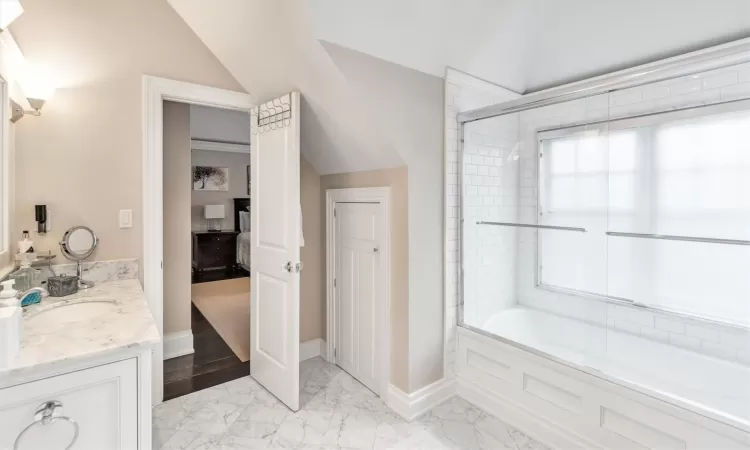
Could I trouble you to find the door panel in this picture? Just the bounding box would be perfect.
[358,250,376,382]
[256,273,288,366]
[338,245,356,371]
[335,202,381,394]
[251,93,301,411]
[257,129,290,250]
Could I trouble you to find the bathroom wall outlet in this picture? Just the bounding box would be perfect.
[119,210,133,229]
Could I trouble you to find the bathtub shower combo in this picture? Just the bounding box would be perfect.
[454,43,750,449]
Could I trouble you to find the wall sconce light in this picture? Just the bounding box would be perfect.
[11,97,46,122]
[0,0,23,32]
[35,205,48,234]
[11,73,56,123]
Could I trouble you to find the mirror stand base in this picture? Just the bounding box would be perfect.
[76,260,95,289]
[78,279,95,290]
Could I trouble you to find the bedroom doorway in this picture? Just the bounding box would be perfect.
[162,101,253,400]
[144,78,306,409]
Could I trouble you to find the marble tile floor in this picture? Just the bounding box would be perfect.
[153,357,550,450]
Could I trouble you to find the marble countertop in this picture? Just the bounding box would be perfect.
[0,279,159,382]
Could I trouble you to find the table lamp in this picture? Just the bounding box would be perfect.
[204,205,225,232]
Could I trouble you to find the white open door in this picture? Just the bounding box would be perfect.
[250,92,301,411]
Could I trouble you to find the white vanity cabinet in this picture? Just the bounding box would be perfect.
[0,358,142,450]
[0,279,159,450]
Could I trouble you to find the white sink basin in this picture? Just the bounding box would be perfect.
[27,300,117,331]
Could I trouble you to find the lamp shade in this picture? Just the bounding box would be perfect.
[204,204,225,220]
[0,0,23,30]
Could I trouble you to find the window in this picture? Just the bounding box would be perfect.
[538,101,750,326]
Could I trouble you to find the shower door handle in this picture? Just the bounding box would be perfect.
[476,221,587,233]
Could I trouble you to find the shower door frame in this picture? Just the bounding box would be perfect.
[454,37,750,339]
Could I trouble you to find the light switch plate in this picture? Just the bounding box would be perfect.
[119,209,133,228]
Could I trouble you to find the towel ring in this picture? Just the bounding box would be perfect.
[14,401,79,450]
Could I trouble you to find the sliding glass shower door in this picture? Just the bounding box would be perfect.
[460,96,612,366]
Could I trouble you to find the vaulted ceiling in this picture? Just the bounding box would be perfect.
[167,0,406,175]
[309,0,750,93]
[168,0,750,174]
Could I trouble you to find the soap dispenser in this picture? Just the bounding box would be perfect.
[0,279,22,369]
[0,278,19,307]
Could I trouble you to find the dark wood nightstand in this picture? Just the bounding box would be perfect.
[192,230,239,273]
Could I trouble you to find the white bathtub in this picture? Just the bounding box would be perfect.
[457,308,750,449]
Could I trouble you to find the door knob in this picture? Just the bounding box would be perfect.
[283,261,293,273]
[295,262,304,273]
[373,247,379,253]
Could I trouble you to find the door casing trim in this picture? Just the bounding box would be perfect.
[325,187,391,398]
[142,75,255,405]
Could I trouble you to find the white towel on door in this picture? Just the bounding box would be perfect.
[299,204,305,247]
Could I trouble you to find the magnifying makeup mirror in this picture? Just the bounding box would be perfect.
[59,226,98,289]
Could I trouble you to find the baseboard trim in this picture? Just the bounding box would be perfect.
[387,376,457,421]
[163,331,194,360]
[457,377,594,450]
[300,338,326,362]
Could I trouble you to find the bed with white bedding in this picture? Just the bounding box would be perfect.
[236,231,251,271]
[233,198,251,271]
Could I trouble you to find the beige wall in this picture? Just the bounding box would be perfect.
[322,43,444,392]
[163,102,192,335]
[320,167,410,391]
[300,156,323,342]
[10,0,243,273]
[191,150,250,231]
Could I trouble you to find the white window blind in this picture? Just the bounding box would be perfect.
[539,101,750,326]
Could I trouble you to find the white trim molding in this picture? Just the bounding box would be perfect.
[387,377,457,422]
[456,327,750,449]
[191,138,250,154]
[300,338,327,362]
[325,187,391,399]
[163,331,194,360]
[142,75,254,405]
[0,31,28,260]
[457,376,591,450]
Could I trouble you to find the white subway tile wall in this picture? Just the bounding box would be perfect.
[445,63,750,370]
[462,112,521,328]
[443,69,520,378]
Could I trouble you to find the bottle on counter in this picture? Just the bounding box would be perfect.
[9,258,44,292]
[17,230,34,254]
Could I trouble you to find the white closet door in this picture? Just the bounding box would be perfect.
[335,202,382,393]
[250,92,301,411]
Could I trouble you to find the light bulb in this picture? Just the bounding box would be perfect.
[20,69,56,105]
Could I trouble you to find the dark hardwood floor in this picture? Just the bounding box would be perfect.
[163,303,249,401]
[192,267,250,284]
